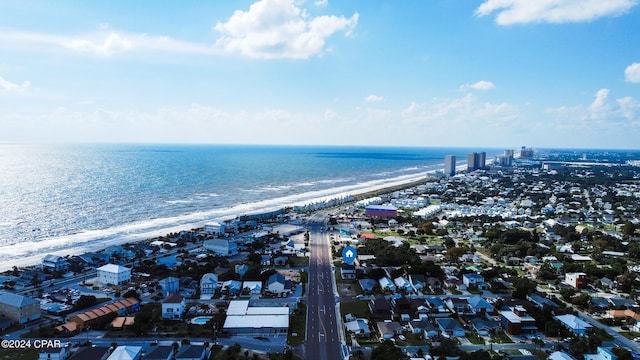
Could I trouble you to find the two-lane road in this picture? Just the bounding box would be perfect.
[305,213,342,360]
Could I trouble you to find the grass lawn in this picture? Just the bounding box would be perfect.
[340,300,371,319]
[0,348,38,360]
[491,330,514,344]
[287,303,306,346]
[620,331,640,340]
[466,333,485,345]
[289,256,309,268]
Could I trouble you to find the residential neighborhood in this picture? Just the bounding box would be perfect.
[2,149,640,360]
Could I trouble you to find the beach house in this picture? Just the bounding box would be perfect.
[0,292,41,324]
[161,293,185,320]
[97,264,131,286]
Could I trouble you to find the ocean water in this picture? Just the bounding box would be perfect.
[0,143,495,269]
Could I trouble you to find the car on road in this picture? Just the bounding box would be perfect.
[398,335,406,341]
[621,326,630,330]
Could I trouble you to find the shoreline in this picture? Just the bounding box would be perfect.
[0,167,445,273]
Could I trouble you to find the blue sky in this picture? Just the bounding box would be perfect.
[1,0,639,149]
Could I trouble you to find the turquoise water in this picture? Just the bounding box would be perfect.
[191,316,213,325]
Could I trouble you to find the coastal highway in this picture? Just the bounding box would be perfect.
[305,212,343,360]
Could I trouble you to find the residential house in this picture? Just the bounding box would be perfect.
[162,293,185,320]
[340,263,356,280]
[554,314,592,336]
[435,318,466,338]
[467,295,494,315]
[409,274,427,292]
[0,292,41,323]
[378,277,396,292]
[409,319,439,338]
[358,279,377,293]
[260,255,271,266]
[204,239,238,256]
[583,347,617,360]
[266,273,289,295]
[68,346,110,360]
[106,346,142,360]
[527,294,559,309]
[445,297,473,315]
[462,273,490,290]
[426,297,449,314]
[97,264,131,286]
[159,277,179,296]
[199,273,218,297]
[41,254,69,272]
[376,321,403,339]
[242,281,262,295]
[221,280,242,296]
[235,264,249,278]
[345,318,371,338]
[470,318,501,336]
[394,277,413,293]
[174,345,208,360]
[38,347,69,360]
[369,296,392,319]
[144,346,174,360]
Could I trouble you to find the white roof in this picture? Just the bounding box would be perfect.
[227,300,289,316]
[223,314,289,329]
[97,264,130,274]
[107,346,142,360]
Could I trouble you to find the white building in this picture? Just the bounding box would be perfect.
[162,293,185,320]
[203,239,238,256]
[223,300,289,336]
[200,273,218,297]
[204,222,226,236]
[97,264,131,286]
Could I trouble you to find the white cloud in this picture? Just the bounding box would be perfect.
[0,76,30,92]
[475,0,638,25]
[547,88,640,123]
[315,0,328,7]
[364,94,384,102]
[213,0,358,59]
[625,62,640,83]
[0,30,218,58]
[460,80,495,92]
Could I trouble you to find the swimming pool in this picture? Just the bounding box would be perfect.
[190,316,213,325]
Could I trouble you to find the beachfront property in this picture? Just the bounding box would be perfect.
[97,263,131,286]
[0,292,41,324]
[467,152,486,171]
[203,238,238,256]
[161,293,185,320]
[41,254,69,272]
[204,222,226,236]
[222,300,289,336]
[444,155,456,176]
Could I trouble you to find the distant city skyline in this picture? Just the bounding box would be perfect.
[1,1,639,149]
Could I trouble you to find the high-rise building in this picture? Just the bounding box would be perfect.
[520,146,534,158]
[499,149,514,166]
[467,152,486,171]
[444,155,456,176]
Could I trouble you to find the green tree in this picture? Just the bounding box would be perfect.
[371,340,408,360]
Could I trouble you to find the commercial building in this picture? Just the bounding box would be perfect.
[365,205,398,219]
[222,300,289,336]
[565,272,588,289]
